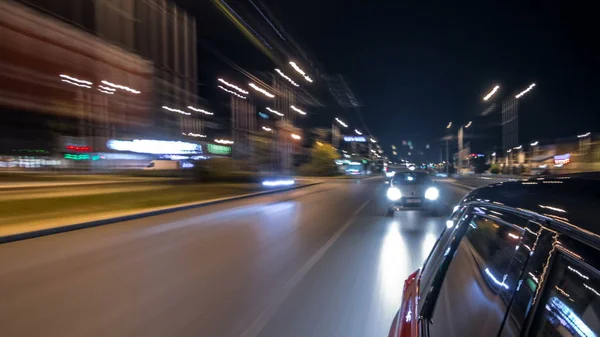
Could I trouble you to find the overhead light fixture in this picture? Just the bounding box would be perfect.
[218,85,247,99]
[335,118,348,127]
[483,85,500,101]
[446,122,452,129]
[265,107,284,116]
[577,132,591,138]
[59,74,92,86]
[530,141,539,146]
[183,132,206,138]
[290,105,306,115]
[217,78,248,94]
[515,83,536,99]
[187,106,214,115]
[275,69,299,87]
[249,82,275,98]
[162,106,190,115]
[355,129,362,135]
[289,61,313,82]
[465,121,472,128]
[214,139,234,144]
[101,80,140,94]
[98,85,115,92]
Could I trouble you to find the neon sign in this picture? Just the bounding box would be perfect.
[66,145,92,152]
[344,136,367,142]
[207,143,231,155]
[554,153,570,165]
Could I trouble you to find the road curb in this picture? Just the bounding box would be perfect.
[0,181,323,245]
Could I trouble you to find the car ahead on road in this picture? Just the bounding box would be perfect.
[388,173,600,337]
[386,170,442,216]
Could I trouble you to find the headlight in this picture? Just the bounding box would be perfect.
[425,187,439,200]
[385,171,395,178]
[387,187,402,201]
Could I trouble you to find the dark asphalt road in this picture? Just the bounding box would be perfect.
[0,178,472,337]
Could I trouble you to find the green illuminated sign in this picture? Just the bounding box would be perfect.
[64,154,90,160]
[207,143,231,155]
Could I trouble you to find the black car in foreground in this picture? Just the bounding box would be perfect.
[389,173,600,337]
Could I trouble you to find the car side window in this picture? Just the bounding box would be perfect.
[427,212,528,337]
[528,254,600,336]
[419,205,468,298]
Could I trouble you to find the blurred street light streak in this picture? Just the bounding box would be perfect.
[275,69,299,86]
[101,80,140,94]
[465,121,472,128]
[218,85,247,99]
[98,85,116,91]
[483,85,500,101]
[262,126,272,132]
[335,118,348,127]
[370,138,377,143]
[214,0,273,50]
[355,129,362,135]
[446,122,452,129]
[265,107,283,116]
[291,134,301,140]
[578,132,591,138]
[183,132,206,138]
[162,106,191,115]
[61,79,91,88]
[514,145,522,150]
[187,106,214,115]
[215,139,234,144]
[515,83,536,98]
[217,78,249,94]
[98,89,114,95]
[290,105,306,115]
[248,0,286,40]
[249,82,275,98]
[530,141,539,146]
[289,61,313,82]
[59,74,92,85]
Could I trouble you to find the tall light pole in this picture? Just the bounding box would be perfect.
[502,82,536,153]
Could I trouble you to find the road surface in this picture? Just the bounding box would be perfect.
[0,177,472,337]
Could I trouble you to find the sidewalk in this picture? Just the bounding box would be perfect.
[0,179,321,240]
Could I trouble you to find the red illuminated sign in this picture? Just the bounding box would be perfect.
[66,145,92,152]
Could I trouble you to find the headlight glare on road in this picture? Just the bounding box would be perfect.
[262,179,295,187]
[425,187,439,200]
[387,187,402,201]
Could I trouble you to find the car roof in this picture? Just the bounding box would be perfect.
[462,172,600,237]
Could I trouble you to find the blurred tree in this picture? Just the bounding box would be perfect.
[298,142,340,176]
[250,135,275,171]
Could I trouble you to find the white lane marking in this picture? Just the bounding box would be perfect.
[238,199,371,337]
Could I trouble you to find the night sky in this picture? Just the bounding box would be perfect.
[263,0,598,158]
[183,1,597,160]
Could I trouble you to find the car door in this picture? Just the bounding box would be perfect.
[421,205,532,337]
[501,224,600,337]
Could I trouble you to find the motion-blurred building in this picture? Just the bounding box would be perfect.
[1,0,207,168]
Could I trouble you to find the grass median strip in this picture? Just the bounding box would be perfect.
[0,183,261,228]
